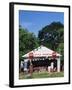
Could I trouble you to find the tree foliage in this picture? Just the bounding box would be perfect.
[38,22,64,50]
[19,26,39,61]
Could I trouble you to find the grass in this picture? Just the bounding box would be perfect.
[19,71,64,79]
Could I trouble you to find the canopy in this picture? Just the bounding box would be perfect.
[22,45,61,58]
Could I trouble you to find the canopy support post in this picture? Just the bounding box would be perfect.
[51,62,54,72]
[57,58,60,72]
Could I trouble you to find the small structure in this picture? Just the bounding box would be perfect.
[22,45,61,73]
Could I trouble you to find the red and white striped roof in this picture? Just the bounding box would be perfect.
[22,45,61,58]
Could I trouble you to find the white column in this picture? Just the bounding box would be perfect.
[48,66,51,73]
[51,62,54,70]
[57,58,60,72]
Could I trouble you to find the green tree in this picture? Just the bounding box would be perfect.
[19,26,39,62]
[38,22,64,51]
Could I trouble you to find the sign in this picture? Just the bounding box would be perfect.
[29,52,34,59]
[52,51,56,59]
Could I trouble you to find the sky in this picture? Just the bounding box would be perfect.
[19,10,64,37]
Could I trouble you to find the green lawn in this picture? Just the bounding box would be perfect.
[19,71,64,79]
